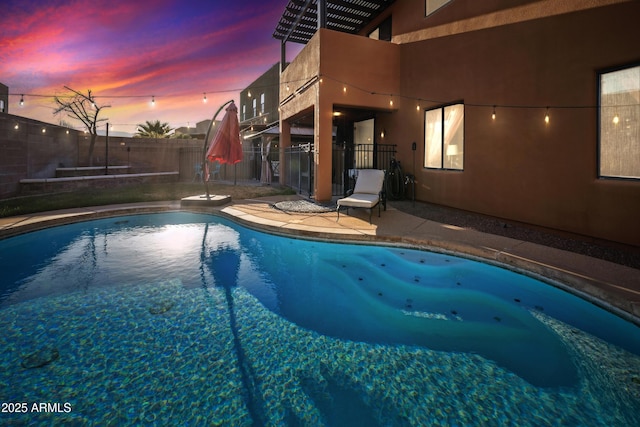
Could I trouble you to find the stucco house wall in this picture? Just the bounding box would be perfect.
[279,0,640,246]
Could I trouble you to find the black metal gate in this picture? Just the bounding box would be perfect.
[338,143,396,196]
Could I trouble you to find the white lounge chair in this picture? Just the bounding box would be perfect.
[337,169,386,223]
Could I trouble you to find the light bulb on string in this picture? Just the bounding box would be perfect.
[19,95,24,106]
[151,96,155,106]
[203,93,207,103]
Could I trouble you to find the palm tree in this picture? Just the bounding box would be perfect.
[135,120,173,138]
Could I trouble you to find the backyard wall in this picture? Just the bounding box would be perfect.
[0,113,203,199]
[0,114,79,198]
[78,135,202,176]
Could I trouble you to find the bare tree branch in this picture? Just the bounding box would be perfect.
[54,87,111,166]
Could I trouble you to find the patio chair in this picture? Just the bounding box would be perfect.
[337,169,386,223]
[193,163,203,182]
[210,162,221,180]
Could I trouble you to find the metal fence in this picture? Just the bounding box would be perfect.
[179,143,396,196]
[283,143,313,196]
[179,146,265,184]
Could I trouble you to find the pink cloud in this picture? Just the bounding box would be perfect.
[2,0,294,134]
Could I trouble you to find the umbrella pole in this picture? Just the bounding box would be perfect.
[202,99,234,199]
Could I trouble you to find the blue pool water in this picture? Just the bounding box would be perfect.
[1,212,639,425]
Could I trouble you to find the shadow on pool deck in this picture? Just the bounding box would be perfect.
[0,195,638,322]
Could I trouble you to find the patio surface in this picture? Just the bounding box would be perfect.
[0,194,638,323]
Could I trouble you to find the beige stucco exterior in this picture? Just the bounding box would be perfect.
[279,0,640,246]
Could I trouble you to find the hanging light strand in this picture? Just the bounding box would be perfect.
[8,72,636,126]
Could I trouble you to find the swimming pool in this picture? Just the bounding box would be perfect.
[1,211,639,425]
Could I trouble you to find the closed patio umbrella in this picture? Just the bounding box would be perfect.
[206,101,243,167]
[200,100,241,199]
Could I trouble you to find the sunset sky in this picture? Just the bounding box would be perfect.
[1,0,300,135]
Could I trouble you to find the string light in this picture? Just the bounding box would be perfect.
[11,74,631,132]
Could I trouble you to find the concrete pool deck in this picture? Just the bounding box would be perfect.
[1,195,638,324]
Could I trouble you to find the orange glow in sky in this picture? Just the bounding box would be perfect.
[1,0,300,135]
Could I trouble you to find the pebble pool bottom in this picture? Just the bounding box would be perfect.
[0,212,639,426]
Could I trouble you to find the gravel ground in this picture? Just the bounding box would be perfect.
[391,199,640,270]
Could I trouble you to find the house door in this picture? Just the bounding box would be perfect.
[353,119,375,169]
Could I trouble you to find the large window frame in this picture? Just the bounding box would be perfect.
[598,63,640,180]
[424,103,464,171]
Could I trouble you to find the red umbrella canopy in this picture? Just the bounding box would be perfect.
[206,101,243,164]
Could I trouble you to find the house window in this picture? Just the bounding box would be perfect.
[424,103,464,170]
[242,104,246,121]
[252,98,257,117]
[260,93,265,114]
[426,0,450,16]
[599,64,640,179]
